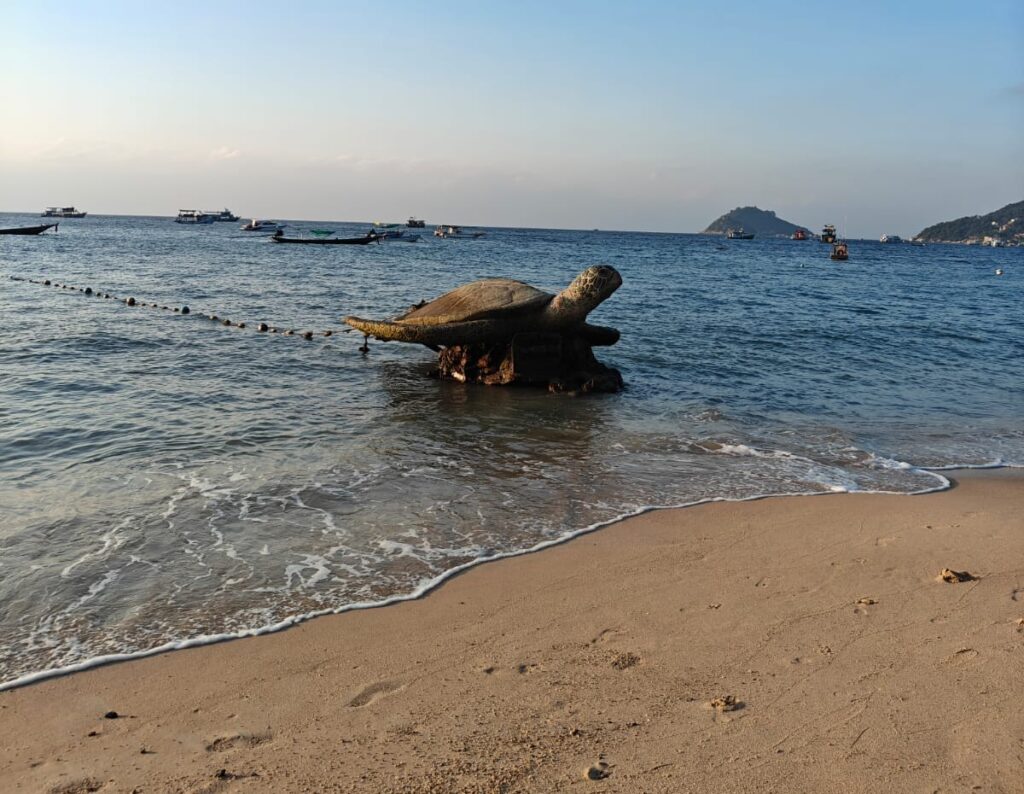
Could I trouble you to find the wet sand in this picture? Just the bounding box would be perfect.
[2,470,1022,793]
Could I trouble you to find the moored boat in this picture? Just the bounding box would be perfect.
[42,207,86,218]
[820,224,837,244]
[791,228,809,240]
[271,231,379,245]
[434,224,486,239]
[241,219,285,232]
[726,228,754,240]
[175,210,216,224]
[879,234,903,244]
[406,217,426,228]
[206,208,240,222]
[0,223,59,235]
[830,241,849,261]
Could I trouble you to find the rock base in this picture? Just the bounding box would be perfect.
[431,332,623,394]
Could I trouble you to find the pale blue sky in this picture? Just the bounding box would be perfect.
[1,0,1021,235]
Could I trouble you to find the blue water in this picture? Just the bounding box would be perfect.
[1,213,1021,688]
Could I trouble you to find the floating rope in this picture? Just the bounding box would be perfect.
[9,275,341,342]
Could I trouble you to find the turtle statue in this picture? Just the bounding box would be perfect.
[345,265,624,393]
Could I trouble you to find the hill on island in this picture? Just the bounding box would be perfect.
[703,206,806,237]
[915,200,1024,245]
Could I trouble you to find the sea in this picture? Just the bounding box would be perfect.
[1,213,1021,689]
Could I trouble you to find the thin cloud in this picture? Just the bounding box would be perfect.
[210,146,241,160]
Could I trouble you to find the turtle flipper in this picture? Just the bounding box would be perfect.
[580,323,620,346]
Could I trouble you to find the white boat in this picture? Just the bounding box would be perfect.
[434,224,486,239]
[175,210,215,224]
[42,206,87,218]
[240,219,285,232]
[879,234,903,244]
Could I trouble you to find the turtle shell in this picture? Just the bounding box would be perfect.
[396,278,553,326]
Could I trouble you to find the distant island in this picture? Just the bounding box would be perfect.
[915,200,1023,245]
[703,206,806,237]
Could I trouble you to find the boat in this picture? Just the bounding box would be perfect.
[271,231,379,245]
[0,223,58,235]
[42,206,86,218]
[820,224,837,244]
[726,228,754,240]
[407,217,426,228]
[175,210,215,224]
[879,234,903,244]
[791,229,809,240]
[377,231,420,243]
[434,224,486,239]
[830,241,849,261]
[205,208,240,222]
[240,219,285,232]
[372,226,411,238]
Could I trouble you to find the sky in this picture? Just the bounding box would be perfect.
[1,0,1021,236]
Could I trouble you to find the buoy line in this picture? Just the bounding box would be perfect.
[9,275,339,342]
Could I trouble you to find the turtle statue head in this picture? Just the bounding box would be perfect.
[551,265,622,323]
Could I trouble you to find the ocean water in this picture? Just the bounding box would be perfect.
[1,213,1021,689]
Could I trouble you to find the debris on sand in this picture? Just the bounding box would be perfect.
[938,568,976,583]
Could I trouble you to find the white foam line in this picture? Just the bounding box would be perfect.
[2,461,1018,693]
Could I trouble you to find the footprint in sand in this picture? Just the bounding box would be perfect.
[205,732,272,752]
[944,648,980,666]
[347,680,404,707]
[1011,588,1022,602]
[591,628,622,645]
[49,780,104,794]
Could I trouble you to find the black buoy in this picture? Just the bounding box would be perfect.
[181,306,190,315]
[44,280,51,286]
[284,329,294,336]
[258,322,269,332]
[85,287,93,294]
[324,330,333,337]
[237,322,246,329]
[303,331,313,340]
[126,297,136,306]
[209,314,218,322]
[222,319,232,326]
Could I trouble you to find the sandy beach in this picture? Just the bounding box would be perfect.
[2,469,1022,793]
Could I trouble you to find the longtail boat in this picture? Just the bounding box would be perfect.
[0,223,58,235]
[271,231,379,246]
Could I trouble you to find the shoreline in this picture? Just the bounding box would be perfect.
[0,465,967,695]
[2,469,1022,792]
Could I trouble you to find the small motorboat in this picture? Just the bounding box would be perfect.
[820,224,837,244]
[0,223,58,235]
[271,231,379,245]
[406,217,426,228]
[830,241,849,261]
[726,228,754,240]
[791,229,809,240]
[879,234,903,244]
[241,219,285,232]
[434,224,485,239]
